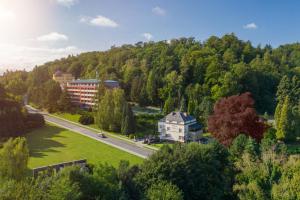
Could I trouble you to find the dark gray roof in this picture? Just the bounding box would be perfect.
[162,112,195,123]
[189,123,202,131]
[69,79,119,88]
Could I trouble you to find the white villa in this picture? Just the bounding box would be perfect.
[158,111,203,142]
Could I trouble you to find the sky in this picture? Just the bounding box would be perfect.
[1,0,300,73]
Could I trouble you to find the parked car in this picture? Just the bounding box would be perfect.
[143,136,160,144]
[98,133,106,138]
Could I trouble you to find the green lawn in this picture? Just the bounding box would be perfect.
[26,123,143,169]
[53,110,164,141]
[52,112,81,123]
[52,113,132,141]
[132,105,161,115]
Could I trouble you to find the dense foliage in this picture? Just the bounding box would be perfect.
[0,84,45,138]
[2,34,299,125]
[78,113,94,125]
[24,113,45,130]
[208,92,267,146]
[135,142,233,200]
[274,75,300,141]
[28,80,63,112]
[0,137,29,181]
[96,88,135,134]
[0,98,25,137]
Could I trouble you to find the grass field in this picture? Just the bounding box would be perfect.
[52,112,81,123]
[132,105,161,115]
[26,123,143,169]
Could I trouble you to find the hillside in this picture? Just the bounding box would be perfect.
[1,34,300,123]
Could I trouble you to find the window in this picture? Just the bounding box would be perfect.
[165,134,171,137]
[167,127,170,131]
[179,136,184,140]
[179,128,182,133]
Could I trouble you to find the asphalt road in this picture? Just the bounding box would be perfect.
[26,106,155,159]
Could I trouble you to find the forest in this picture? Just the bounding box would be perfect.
[1,34,300,126]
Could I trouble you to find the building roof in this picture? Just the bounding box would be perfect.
[54,70,63,76]
[160,111,196,123]
[69,79,100,84]
[68,79,119,87]
[189,123,202,131]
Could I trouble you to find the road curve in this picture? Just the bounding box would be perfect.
[26,106,155,159]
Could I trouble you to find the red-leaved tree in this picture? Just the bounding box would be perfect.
[208,92,267,146]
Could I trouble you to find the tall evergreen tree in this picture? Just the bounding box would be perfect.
[276,96,293,141]
[121,103,135,135]
[58,90,72,112]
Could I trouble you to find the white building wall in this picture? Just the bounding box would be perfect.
[159,121,203,142]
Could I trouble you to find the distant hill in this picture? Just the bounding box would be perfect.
[2,34,300,122]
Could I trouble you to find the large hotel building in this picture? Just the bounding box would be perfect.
[66,79,119,107]
[53,71,119,108]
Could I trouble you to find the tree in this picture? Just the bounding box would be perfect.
[117,160,140,200]
[146,70,158,104]
[163,96,175,114]
[45,168,81,200]
[208,92,267,146]
[79,114,94,125]
[276,75,291,103]
[96,89,114,130]
[58,90,73,112]
[275,75,300,142]
[229,134,249,162]
[146,180,183,200]
[272,157,300,200]
[69,163,128,200]
[96,88,136,133]
[112,89,126,131]
[276,96,294,141]
[0,84,7,99]
[233,148,284,200]
[5,79,27,96]
[24,113,45,130]
[121,103,136,135]
[0,99,25,138]
[43,80,62,112]
[0,138,29,181]
[135,142,233,200]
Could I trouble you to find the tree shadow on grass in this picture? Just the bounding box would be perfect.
[26,124,67,158]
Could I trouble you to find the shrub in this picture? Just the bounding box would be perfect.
[79,114,94,125]
[129,134,135,139]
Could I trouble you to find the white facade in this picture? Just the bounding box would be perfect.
[158,112,203,142]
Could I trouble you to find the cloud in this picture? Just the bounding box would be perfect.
[243,23,258,30]
[80,15,119,28]
[152,6,166,16]
[37,32,69,42]
[142,33,153,41]
[56,0,78,7]
[0,43,81,71]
